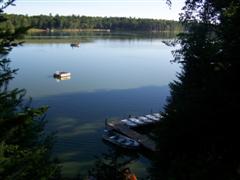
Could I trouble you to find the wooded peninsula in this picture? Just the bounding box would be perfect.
[2,14,183,32]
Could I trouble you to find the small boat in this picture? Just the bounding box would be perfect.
[121,119,138,127]
[102,129,140,149]
[153,113,162,118]
[53,71,71,78]
[138,116,154,124]
[128,118,145,125]
[70,43,80,47]
[145,114,160,121]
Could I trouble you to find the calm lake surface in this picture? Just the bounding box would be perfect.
[9,32,180,178]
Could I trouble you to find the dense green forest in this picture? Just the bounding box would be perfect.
[2,14,183,32]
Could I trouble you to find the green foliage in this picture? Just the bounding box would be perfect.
[88,149,139,180]
[0,1,60,179]
[3,14,184,32]
[152,0,240,179]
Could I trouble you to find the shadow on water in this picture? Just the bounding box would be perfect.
[34,85,169,123]
[32,85,169,178]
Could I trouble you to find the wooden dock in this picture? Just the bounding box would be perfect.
[106,120,157,152]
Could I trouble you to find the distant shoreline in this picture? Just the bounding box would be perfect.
[28,28,182,33]
[28,28,111,33]
[6,14,184,32]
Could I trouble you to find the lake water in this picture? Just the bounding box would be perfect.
[9,32,179,178]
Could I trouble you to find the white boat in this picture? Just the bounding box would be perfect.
[128,118,145,125]
[53,71,71,78]
[102,129,140,149]
[121,119,138,127]
[145,114,160,121]
[138,116,154,123]
[153,113,162,118]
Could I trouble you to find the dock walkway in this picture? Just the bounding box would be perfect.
[107,121,157,152]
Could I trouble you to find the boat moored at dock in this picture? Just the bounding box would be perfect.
[153,113,162,118]
[128,118,145,125]
[102,129,140,149]
[138,116,154,124]
[103,112,162,151]
[145,114,160,121]
[120,113,161,128]
[121,119,138,127]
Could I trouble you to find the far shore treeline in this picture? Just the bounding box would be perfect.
[2,14,183,32]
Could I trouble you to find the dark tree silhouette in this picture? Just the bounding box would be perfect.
[88,147,139,180]
[151,0,240,179]
[0,1,60,179]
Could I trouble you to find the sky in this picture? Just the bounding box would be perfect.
[5,0,185,20]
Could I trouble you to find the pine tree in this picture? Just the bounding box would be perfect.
[152,0,240,179]
[0,1,60,179]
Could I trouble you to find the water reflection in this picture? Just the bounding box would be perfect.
[54,76,71,82]
[25,31,178,43]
